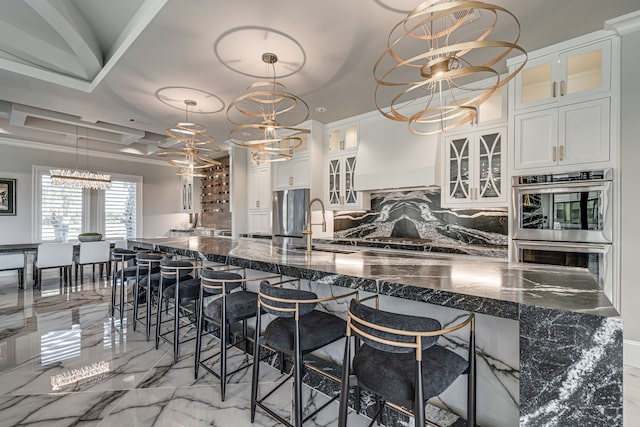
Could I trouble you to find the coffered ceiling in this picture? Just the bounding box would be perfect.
[0,0,638,161]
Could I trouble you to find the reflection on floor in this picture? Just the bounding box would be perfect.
[0,270,370,427]
[0,269,638,426]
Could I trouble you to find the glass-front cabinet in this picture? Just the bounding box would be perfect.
[443,126,507,207]
[514,39,611,111]
[327,124,358,153]
[327,154,360,208]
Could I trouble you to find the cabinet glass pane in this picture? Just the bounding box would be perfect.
[478,132,502,199]
[328,129,341,152]
[344,125,358,150]
[520,62,553,105]
[566,49,602,95]
[449,89,503,123]
[329,159,340,204]
[345,156,357,204]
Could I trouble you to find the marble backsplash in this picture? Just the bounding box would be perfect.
[334,187,508,247]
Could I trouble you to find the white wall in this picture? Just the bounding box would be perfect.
[620,29,640,366]
[0,141,191,243]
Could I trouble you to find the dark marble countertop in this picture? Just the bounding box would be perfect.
[128,236,618,319]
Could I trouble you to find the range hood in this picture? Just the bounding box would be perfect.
[354,113,440,191]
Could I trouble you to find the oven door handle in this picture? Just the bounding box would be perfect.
[513,240,611,254]
[512,181,611,193]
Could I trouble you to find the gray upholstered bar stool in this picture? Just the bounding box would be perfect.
[194,269,282,401]
[132,252,165,340]
[251,281,358,427]
[110,248,137,324]
[155,259,202,361]
[338,299,476,427]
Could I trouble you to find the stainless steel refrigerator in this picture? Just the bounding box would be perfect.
[272,188,309,247]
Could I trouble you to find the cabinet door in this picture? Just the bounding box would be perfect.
[476,129,505,202]
[327,157,341,206]
[248,211,270,233]
[446,135,472,202]
[343,155,358,205]
[560,40,610,103]
[248,167,270,209]
[273,156,310,189]
[560,97,610,166]
[514,55,558,110]
[327,124,358,153]
[514,109,559,170]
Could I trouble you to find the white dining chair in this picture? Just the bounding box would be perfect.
[34,242,74,289]
[74,241,111,284]
[0,253,25,288]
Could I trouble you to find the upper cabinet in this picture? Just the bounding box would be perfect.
[508,32,618,174]
[327,124,358,153]
[514,97,610,170]
[514,39,611,111]
[247,163,270,210]
[443,126,507,207]
[324,121,370,210]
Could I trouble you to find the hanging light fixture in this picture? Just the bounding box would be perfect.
[374,0,527,135]
[227,52,310,164]
[159,99,221,177]
[50,126,111,190]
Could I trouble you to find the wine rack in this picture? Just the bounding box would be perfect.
[200,155,231,230]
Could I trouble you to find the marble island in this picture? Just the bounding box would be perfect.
[129,236,623,426]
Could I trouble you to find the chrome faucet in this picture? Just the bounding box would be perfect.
[302,198,326,252]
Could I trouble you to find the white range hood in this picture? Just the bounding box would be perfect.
[354,113,441,192]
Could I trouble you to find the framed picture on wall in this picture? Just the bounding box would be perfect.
[0,178,16,216]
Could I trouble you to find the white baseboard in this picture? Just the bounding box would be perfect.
[624,339,640,367]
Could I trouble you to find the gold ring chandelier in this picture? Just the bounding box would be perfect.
[159,99,220,177]
[374,0,527,135]
[227,52,310,164]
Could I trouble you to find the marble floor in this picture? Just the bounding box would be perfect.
[0,269,637,427]
[0,270,373,427]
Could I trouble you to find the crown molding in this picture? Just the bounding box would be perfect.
[605,10,640,35]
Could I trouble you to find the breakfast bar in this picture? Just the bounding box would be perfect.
[128,236,623,427]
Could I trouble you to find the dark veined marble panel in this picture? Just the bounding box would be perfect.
[519,305,623,426]
[334,187,508,247]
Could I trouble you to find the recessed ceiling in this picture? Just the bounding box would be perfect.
[0,0,638,161]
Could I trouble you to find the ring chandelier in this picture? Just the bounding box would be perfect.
[374,0,527,135]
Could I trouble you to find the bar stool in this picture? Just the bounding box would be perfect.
[155,260,202,361]
[132,253,165,340]
[338,299,476,427]
[194,269,283,401]
[110,248,137,324]
[250,280,358,427]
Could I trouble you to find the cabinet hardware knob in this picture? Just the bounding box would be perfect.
[559,145,564,161]
[560,80,566,96]
[553,81,557,98]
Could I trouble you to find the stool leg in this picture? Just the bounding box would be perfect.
[250,310,262,423]
[220,295,227,400]
[156,279,163,350]
[120,267,126,325]
[111,260,117,316]
[338,336,351,427]
[194,288,204,379]
[133,270,140,332]
[173,277,180,362]
[294,318,303,427]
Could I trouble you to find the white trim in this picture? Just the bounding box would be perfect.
[624,339,640,368]
[0,136,171,166]
[605,10,640,35]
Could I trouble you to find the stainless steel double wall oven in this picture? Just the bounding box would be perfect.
[511,169,614,299]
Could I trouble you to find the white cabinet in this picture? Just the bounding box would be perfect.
[246,162,271,234]
[443,126,507,207]
[514,97,610,170]
[180,176,194,212]
[247,166,270,210]
[327,124,358,153]
[326,153,370,210]
[514,39,611,111]
[273,156,311,190]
